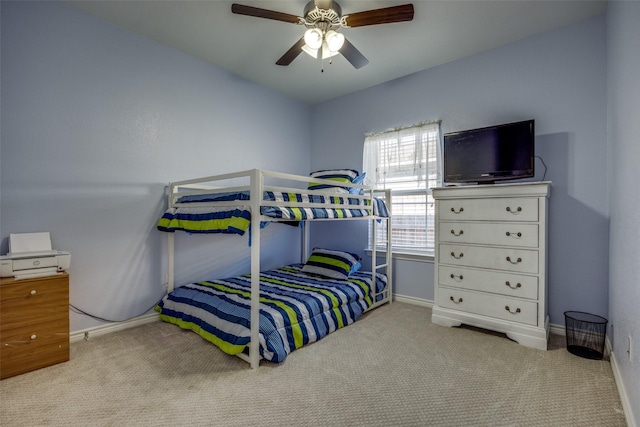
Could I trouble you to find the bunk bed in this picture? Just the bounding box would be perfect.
[155,169,392,368]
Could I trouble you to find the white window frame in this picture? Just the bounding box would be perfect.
[363,121,441,258]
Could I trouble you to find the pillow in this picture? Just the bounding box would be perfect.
[348,173,367,195]
[350,260,362,275]
[302,248,361,280]
[308,169,359,193]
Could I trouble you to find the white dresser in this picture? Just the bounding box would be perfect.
[431,182,551,350]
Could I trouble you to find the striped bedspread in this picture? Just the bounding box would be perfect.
[155,264,387,363]
[156,190,389,235]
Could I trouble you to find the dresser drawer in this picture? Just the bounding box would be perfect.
[439,222,539,248]
[1,277,69,330]
[438,265,538,300]
[438,287,538,326]
[439,244,539,274]
[0,275,68,302]
[0,274,70,379]
[0,322,69,379]
[438,197,538,222]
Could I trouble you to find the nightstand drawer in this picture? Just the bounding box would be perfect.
[438,287,538,326]
[439,244,539,274]
[438,265,538,300]
[0,275,68,302]
[439,222,539,248]
[0,322,69,379]
[438,197,538,222]
[1,277,69,330]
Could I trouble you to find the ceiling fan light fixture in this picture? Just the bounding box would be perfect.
[321,41,340,59]
[303,28,323,50]
[232,1,415,69]
[325,30,344,52]
[301,44,319,58]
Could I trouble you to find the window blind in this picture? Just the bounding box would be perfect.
[364,121,441,254]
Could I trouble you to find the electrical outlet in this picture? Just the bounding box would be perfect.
[628,336,632,361]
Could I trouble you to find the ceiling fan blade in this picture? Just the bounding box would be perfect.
[231,3,301,24]
[344,4,414,28]
[340,38,369,69]
[276,37,306,66]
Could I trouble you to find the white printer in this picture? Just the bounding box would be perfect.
[0,232,71,279]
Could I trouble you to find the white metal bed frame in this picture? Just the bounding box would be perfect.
[163,168,392,368]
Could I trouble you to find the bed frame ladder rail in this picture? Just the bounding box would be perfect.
[369,189,392,307]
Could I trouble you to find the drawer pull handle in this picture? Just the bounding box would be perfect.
[30,334,37,340]
[506,206,522,214]
[505,306,521,315]
[450,229,464,237]
[506,256,522,264]
[450,207,464,214]
[505,281,522,289]
[505,231,522,238]
[450,296,463,304]
[30,290,37,295]
[450,252,464,259]
[450,274,464,281]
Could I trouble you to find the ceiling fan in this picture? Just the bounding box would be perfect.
[231,1,414,69]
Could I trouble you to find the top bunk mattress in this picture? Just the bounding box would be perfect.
[157,190,389,235]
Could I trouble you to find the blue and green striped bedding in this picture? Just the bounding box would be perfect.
[155,263,387,363]
[156,190,389,235]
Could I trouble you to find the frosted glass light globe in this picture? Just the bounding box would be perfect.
[304,28,323,50]
[325,30,345,52]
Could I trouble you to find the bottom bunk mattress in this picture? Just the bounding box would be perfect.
[156,263,387,363]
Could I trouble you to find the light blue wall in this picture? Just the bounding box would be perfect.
[1,1,637,409]
[607,1,640,423]
[0,1,311,331]
[309,16,609,327]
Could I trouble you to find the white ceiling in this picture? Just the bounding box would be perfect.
[66,1,607,105]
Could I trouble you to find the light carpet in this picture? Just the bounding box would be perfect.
[0,303,626,426]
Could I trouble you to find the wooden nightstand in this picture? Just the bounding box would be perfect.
[0,273,70,379]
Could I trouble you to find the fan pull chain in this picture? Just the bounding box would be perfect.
[320,55,334,73]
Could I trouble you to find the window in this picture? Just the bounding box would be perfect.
[363,121,441,256]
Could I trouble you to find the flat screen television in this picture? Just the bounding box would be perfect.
[443,119,535,184]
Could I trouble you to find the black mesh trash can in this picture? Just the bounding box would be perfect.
[564,311,608,360]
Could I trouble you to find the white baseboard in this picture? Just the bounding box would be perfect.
[608,339,638,427]
[393,294,433,308]
[549,323,565,336]
[70,312,160,343]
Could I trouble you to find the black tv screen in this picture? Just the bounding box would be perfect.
[444,120,535,184]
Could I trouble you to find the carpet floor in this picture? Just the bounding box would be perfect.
[0,303,627,426]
